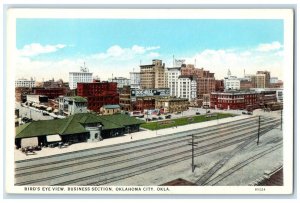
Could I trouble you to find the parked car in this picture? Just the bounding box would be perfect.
[242,111,247,114]
[21,117,32,123]
[152,117,158,121]
[207,110,211,113]
[146,118,152,122]
[158,116,163,120]
[165,115,172,119]
[196,112,201,115]
[247,112,253,115]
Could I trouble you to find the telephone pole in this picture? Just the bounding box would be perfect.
[188,134,198,172]
[257,116,261,145]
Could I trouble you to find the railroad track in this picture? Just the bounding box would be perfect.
[202,140,283,186]
[195,123,281,186]
[86,123,281,186]
[15,116,266,167]
[15,116,276,170]
[15,117,278,177]
[15,117,280,186]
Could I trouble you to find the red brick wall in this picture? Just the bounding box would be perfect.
[77,82,119,112]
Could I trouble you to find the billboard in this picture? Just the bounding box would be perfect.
[131,88,170,97]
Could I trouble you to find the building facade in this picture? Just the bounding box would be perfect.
[180,64,215,104]
[129,72,141,89]
[26,95,48,105]
[255,74,266,88]
[133,97,156,112]
[77,82,119,112]
[119,85,132,111]
[177,75,197,101]
[210,90,278,110]
[224,69,240,90]
[210,91,258,110]
[15,87,32,102]
[15,78,35,88]
[69,64,93,90]
[240,80,254,90]
[100,105,121,115]
[257,71,271,88]
[215,80,224,92]
[109,77,131,89]
[32,87,66,99]
[155,98,189,113]
[140,59,166,89]
[58,96,88,116]
[167,67,181,97]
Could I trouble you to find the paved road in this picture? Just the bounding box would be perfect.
[15,102,53,122]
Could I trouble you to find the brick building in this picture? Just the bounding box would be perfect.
[181,64,215,105]
[240,80,254,90]
[32,87,66,99]
[155,97,189,113]
[15,87,31,102]
[210,90,277,110]
[119,85,132,111]
[210,91,258,110]
[77,82,119,112]
[215,80,224,92]
[134,97,156,112]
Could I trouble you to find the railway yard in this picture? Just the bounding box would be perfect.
[14,110,283,186]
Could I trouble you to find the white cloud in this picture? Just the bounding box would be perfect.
[91,45,160,61]
[17,43,66,57]
[184,47,283,79]
[256,41,283,52]
[14,43,283,82]
[15,44,161,81]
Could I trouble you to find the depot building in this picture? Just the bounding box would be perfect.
[15,113,144,149]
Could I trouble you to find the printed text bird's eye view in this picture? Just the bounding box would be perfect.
[11,10,291,193]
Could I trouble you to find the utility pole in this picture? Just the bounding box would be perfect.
[188,134,198,172]
[257,116,261,145]
[280,109,283,131]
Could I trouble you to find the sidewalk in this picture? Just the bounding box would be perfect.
[15,114,252,161]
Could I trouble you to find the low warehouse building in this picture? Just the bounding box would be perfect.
[15,113,144,149]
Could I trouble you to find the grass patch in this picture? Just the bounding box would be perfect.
[140,113,236,131]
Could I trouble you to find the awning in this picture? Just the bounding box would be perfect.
[21,137,38,148]
[46,134,61,142]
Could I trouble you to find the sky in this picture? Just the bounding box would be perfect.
[15,19,284,82]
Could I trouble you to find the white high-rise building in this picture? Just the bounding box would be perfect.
[167,67,181,97]
[69,63,93,90]
[177,75,197,101]
[15,78,35,88]
[129,72,141,89]
[224,69,240,90]
[109,77,131,88]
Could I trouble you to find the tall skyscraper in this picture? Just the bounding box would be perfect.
[256,71,271,88]
[140,59,166,89]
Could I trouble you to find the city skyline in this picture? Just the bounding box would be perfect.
[15,19,284,81]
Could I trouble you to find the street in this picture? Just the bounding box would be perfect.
[15,102,53,122]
